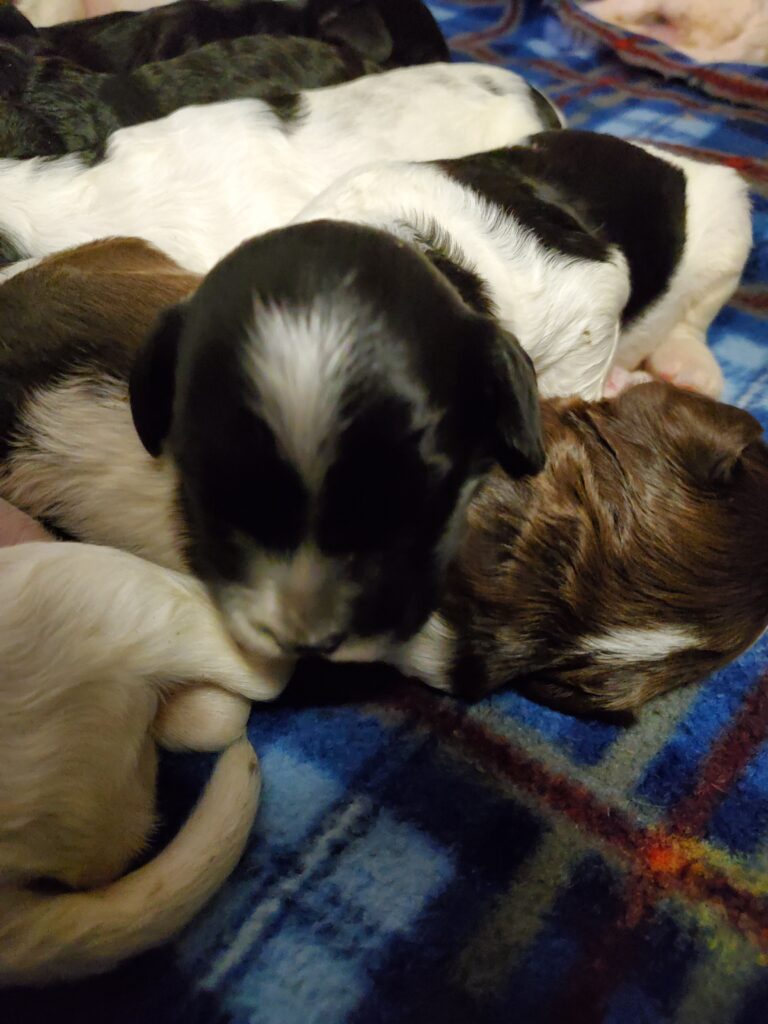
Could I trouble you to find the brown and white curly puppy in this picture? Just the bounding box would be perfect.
[406,381,768,714]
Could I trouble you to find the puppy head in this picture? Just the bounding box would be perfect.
[444,381,768,714]
[130,220,543,660]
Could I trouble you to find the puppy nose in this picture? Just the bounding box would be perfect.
[292,632,347,658]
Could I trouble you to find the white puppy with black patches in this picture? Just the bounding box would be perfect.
[291,131,750,400]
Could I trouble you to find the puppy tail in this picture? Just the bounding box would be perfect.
[0,738,260,987]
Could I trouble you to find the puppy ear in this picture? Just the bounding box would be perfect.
[129,305,185,458]
[312,0,393,64]
[615,381,763,487]
[482,327,546,478]
[685,400,764,487]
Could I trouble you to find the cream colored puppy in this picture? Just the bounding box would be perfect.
[0,513,275,987]
[583,0,768,65]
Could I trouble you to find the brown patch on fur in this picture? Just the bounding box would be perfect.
[0,237,200,356]
[443,381,768,713]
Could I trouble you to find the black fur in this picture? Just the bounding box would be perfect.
[445,131,687,325]
[130,221,544,643]
[3,0,448,73]
[437,148,612,265]
[408,222,496,317]
[0,230,27,268]
[527,84,563,131]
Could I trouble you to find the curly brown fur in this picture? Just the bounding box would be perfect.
[440,382,768,714]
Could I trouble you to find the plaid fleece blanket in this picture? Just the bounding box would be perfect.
[5,3,768,1022]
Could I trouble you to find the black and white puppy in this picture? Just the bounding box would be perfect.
[128,223,543,662]
[127,131,749,667]
[0,61,563,271]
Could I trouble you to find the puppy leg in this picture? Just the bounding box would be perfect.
[644,331,724,397]
[603,365,655,398]
[641,264,743,398]
[153,686,252,752]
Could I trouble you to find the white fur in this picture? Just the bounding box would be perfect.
[392,612,456,690]
[581,625,697,662]
[246,299,363,490]
[0,63,558,275]
[0,377,184,570]
[293,160,630,400]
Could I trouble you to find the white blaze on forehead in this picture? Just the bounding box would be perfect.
[244,297,364,489]
[581,626,697,664]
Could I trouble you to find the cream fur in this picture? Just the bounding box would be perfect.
[584,0,768,65]
[0,540,285,986]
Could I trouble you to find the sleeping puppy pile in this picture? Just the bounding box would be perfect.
[1,0,767,988]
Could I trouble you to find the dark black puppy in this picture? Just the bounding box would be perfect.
[129,220,544,664]
[1,0,448,73]
[0,33,380,160]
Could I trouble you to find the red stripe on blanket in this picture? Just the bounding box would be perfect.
[668,673,768,838]
[515,58,768,128]
[733,290,768,317]
[545,895,647,1024]
[449,0,523,61]
[378,689,768,951]
[561,4,768,108]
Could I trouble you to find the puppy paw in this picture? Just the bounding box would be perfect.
[603,365,654,398]
[644,337,724,399]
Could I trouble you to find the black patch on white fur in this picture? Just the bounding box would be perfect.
[486,131,688,325]
[408,222,496,317]
[266,90,306,126]
[437,149,612,265]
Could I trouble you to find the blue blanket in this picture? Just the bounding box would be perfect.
[5,3,768,1022]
